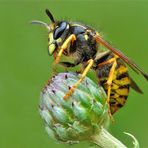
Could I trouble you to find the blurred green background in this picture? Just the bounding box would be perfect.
[0,0,148,147]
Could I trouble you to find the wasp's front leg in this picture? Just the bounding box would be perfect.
[64,59,94,100]
[55,34,76,64]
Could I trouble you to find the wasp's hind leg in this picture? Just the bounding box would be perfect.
[55,34,76,64]
[98,55,118,118]
[64,59,94,100]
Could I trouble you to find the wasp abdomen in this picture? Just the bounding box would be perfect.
[96,55,130,114]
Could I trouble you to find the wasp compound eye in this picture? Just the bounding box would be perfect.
[53,21,67,39]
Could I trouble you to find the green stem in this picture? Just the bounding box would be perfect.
[91,127,126,148]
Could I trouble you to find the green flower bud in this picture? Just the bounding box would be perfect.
[39,72,109,144]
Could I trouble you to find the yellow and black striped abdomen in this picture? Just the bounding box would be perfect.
[96,56,130,114]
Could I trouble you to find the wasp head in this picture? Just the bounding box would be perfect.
[32,9,70,55]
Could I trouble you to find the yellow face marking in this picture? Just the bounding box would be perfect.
[56,38,62,44]
[84,34,88,40]
[66,24,70,29]
[48,32,54,44]
[49,44,56,55]
[48,32,56,55]
[50,24,55,30]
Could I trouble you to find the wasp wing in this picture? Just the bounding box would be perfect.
[130,77,143,94]
[95,35,148,81]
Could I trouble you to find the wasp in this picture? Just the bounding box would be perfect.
[32,9,148,116]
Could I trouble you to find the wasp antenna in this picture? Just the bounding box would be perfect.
[31,20,48,26]
[31,20,51,31]
[45,9,55,23]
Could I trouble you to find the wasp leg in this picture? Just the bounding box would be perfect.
[107,59,117,119]
[55,34,76,64]
[64,59,94,100]
[98,55,118,118]
[98,57,115,67]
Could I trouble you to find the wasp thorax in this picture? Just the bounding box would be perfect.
[48,21,70,55]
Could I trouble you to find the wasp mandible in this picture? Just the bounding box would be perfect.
[32,9,148,116]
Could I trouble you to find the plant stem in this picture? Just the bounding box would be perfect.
[91,127,126,148]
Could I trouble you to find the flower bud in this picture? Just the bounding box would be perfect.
[39,72,109,144]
